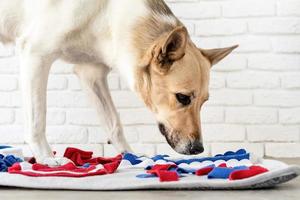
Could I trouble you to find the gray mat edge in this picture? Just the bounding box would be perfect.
[0,165,299,190]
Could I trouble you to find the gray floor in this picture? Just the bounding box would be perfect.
[0,158,299,200]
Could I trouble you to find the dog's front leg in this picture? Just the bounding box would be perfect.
[19,46,70,166]
[75,64,133,154]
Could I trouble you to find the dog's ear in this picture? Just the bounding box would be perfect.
[200,45,238,66]
[140,26,188,75]
[159,26,188,64]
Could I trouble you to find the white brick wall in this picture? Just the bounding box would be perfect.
[0,0,300,158]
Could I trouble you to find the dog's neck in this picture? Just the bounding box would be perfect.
[109,0,180,91]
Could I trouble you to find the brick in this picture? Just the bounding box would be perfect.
[0,92,21,107]
[15,109,66,125]
[213,54,247,72]
[195,20,246,36]
[131,144,156,156]
[266,143,300,157]
[222,0,276,17]
[247,125,299,142]
[220,36,272,53]
[119,108,156,125]
[202,124,245,142]
[88,126,139,143]
[169,2,221,19]
[48,75,67,90]
[280,108,300,124]
[107,73,120,90]
[206,89,252,106]
[272,36,300,53]
[248,54,300,71]
[249,19,300,34]
[201,106,224,123]
[254,91,300,107]
[211,143,264,157]
[0,56,19,74]
[278,0,300,16]
[111,91,144,108]
[50,60,73,74]
[48,91,90,108]
[68,73,119,91]
[137,125,165,143]
[46,126,88,144]
[0,76,18,91]
[281,73,300,88]
[67,109,99,125]
[227,72,280,89]
[103,144,118,157]
[123,126,139,143]
[88,127,107,143]
[226,107,277,124]
[192,37,220,51]
[46,110,66,125]
[0,109,14,124]
[68,75,82,91]
[0,44,14,57]
[0,125,24,143]
[209,73,226,89]
[120,78,130,90]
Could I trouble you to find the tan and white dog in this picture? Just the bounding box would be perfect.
[0,0,237,166]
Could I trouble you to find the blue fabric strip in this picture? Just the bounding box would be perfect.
[207,166,249,179]
[151,155,169,162]
[82,163,90,168]
[0,145,12,150]
[176,167,196,174]
[136,173,157,178]
[123,149,250,166]
[174,149,249,165]
[123,153,143,165]
[0,154,23,172]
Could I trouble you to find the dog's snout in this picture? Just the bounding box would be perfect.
[157,123,204,155]
[158,123,167,136]
[189,141,204,155]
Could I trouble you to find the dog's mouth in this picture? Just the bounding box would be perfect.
[158,123,177,149]
[157,122,204,155]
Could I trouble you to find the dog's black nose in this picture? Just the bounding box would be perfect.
[189,141,204,155]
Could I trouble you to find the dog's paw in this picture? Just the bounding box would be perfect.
[41,157,73,167]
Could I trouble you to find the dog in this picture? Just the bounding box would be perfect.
[0,0,237,166]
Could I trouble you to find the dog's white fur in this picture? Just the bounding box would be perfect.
[0,0,179,165]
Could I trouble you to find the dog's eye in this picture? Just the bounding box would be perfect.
[175,93,191,106]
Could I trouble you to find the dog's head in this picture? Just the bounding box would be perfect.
[135,26,237,155]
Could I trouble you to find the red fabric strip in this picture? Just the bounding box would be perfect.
[64,147,122,166]
[8,150,122,178]
[229,166,269,180]
[195,166,214,176]
[156,170,179,182]
[146,164,179,182]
